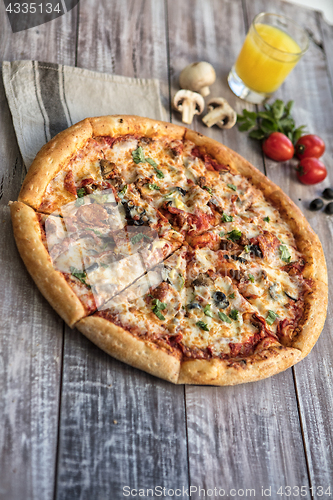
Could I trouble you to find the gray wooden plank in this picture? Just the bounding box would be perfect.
[55,2,189,498]
[0,4,78,500]
[245,0,333,496]
[168,0,311,496]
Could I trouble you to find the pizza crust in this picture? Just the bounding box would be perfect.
[18,118,93,210]
[76,316,181,384]
[12,115,328,385]
[10,201,87,327]
[178,344,302,385]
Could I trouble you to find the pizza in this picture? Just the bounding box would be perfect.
[10,115,327,385]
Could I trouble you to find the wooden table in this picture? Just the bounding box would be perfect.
[1,1,333,499]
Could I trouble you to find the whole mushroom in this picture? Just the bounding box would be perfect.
[179,62,216,97]
[202,97,237,129]
[173,89,205,125]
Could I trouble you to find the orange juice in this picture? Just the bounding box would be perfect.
[235,23,302,94]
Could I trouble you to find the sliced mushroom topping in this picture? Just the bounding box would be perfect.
[202,98,237,129]
[173,89,205,125]
[192,274,213,287]
[179,62,216,97]
[100,159,116,178]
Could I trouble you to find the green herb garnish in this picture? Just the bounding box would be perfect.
[153,165,164,179]
[130,233,152,245]
[147,183,160,190]
[219,232,225,238]
[152,298,167,321]
[227,229,242,242]
[263,216,270,222]
[76,188,85,198]
[222,213,234,223]
[237,99,307,145]
[227,183,237,191]
[266,310,279,326]
[146,157,158,168]
[118,184,127,197]
[204,304,213,318]
[218,312,232,323]
[279,244,291,263]
[203,186,213,195]
[70,267,90,288]
[229,293,235,299]
[229,309,239,321]
[248,274,255,283]
[132,146,146,163]
[244,245,250,253]
[196,321,209,332]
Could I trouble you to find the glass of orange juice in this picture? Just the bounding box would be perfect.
[228,13,309,104]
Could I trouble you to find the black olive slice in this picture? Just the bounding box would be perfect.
[309,198,324,211]
[322,188,333,200]
[325,202,333,215]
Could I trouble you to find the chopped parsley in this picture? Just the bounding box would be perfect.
[153,309,165,321]
[70,267,90,288]
[279,244,291,263]
[152,298,167,321]
[153,165,164,179]
[118,184,127,197]
[222,213,234,223]
[204,304,213,318]
[146,157,158,168]
[130,232,152,245]
[147,183,160,190]
[244,245,250,254]
[266,310,279,325]
[203,186,213,195]
[229,309,239,321]
[196,321,209,332]
[219,231,225,237]
[227,229,242,242]
[132,147,164,177]
[248,273,255,283]
[229,292,235,299]
[132,146,146,164]
[227,183,237,191]
[263,216,270,222]
[218,312,232,323]
[76,188,85,198]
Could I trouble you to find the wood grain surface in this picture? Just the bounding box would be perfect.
[0,1,333,499]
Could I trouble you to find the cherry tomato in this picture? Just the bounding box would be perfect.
[262,132,294,162]
[296,158,327,185]
[295,134,325,160]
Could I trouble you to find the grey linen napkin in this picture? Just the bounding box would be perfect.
[2,60,165,168]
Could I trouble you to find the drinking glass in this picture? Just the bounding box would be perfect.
[228,12,309,104]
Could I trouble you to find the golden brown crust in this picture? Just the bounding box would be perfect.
[10,201,87,327]
[18,118,93,209]
[291,280,328,356]
[178,344,302,385]
[89,115,186,141]
[76,316,181,383]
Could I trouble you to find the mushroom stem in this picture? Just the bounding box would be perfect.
[202,106,225,127]
[182,100,197,125]
[200,85,211,97]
